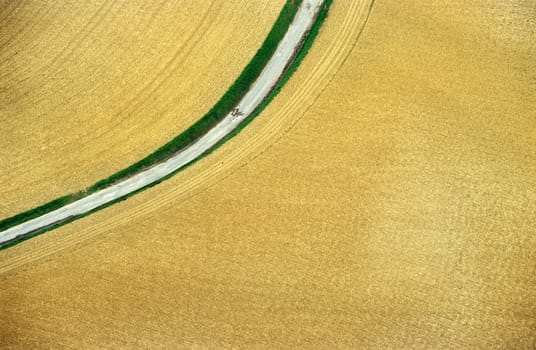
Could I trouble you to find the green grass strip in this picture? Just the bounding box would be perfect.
[0,0,333,248]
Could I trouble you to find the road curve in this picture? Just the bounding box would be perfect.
[0,0,325,248]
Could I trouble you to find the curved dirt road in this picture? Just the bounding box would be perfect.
[0,0,324,248]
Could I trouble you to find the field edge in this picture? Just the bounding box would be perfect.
[0,0,333,249]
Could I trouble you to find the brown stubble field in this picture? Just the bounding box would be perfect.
[0,0,284,218]
[1,0,535,348]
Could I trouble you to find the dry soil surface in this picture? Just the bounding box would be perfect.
[1,0,535,349]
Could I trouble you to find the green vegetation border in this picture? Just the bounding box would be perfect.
[0,0,333,249]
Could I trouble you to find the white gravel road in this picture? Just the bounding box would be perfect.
[0,0,325,247]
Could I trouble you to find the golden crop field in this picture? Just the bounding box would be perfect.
[0,0,284,218]
[1,0,535,348]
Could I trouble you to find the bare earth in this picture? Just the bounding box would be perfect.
[1,0,535,349]
[0,0,284,218]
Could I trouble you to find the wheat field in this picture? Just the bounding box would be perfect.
[1,0,535,348]
[0,0,284,218]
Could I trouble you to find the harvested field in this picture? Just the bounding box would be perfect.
[1,0,535,348]
[0,0,285,218]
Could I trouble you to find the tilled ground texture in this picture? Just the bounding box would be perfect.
[0,0,284,218]
[1,0,535,349]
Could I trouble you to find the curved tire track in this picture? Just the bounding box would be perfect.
[0,0,326,249]
[0,0,374,273]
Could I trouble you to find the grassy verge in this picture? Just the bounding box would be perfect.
[0,0,333,249]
